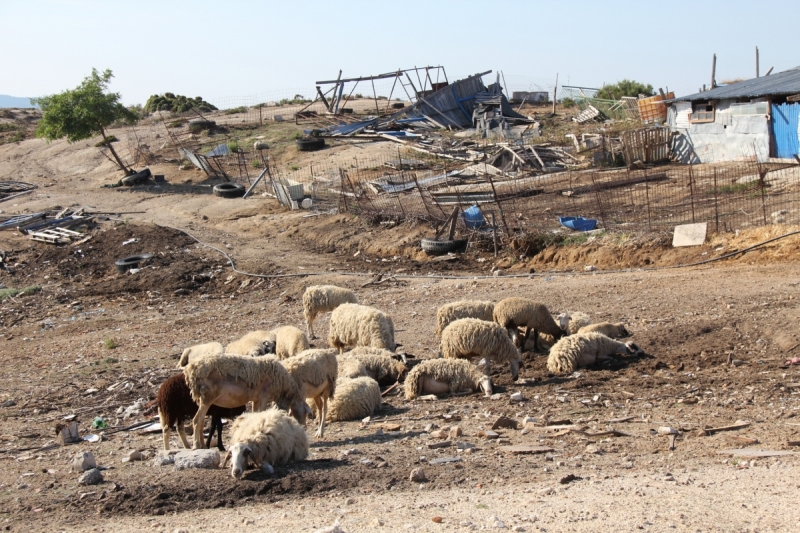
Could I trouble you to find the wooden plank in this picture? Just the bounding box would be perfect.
[498,445,554,454]
[716,449,798,458]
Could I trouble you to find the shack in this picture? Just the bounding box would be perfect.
[668,65,800,163]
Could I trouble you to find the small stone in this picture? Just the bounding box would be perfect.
[510,392,523,401]
[153,452,175,467]
[71,451,96,472]
[488,515,506,528]
[432,516,443,523]
[370,518,384,527]
[243,518,255,525]
[173,449,220,470]
[538,487,554,495]
[344,497,356,505]
[493,270,503,277]
[512,527,526,532]
[490,393,503,401]
[663,475,675,482]
[522,416,537,425]
[449,426,463,438]
[556,461,565,467]
[1,399,15,408]
[544,453,554,462]
[430,429,447,439]
[173,529,190,533]
[585,445,600,454]
[78,468,103,485]
[123,450,144,463]
[424,423,438,432]
[410,468,427,482]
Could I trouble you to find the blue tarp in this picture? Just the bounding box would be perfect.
[559,216,597,231]
[205,144,230,157]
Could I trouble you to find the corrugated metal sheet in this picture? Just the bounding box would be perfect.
[772,102,800,158]
[675,66,800,102]
[402,72,490,128]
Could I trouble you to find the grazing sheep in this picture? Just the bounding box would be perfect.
[303,285,358,339]
[319,377,382,422]
[578,322,630,338]
[435,300,494,337]
[281,349,338,438]
[156,373,245,451]
[268,326,310,360]
[493,297,565,352]
[337,355,369,379]
[184,354,310,449]
[225,330,276,357]
[343,346,408,385]
[328,303,397,353]
[177,342,224,368]
[547,332,641,374]
[223,407,308,479]
[404,359,492,400]
[441,318,521,380]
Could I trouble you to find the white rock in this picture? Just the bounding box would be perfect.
[409,467,427,482]
[488,515,507,528]
[71,451,96,472]
[657,427,678,435]
[510,392,524,401]
[153,452,176,467]
[78,468,103,485]
[173,449,220,470]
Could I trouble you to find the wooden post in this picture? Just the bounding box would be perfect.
[552,73,558,115]
[259,105,263,127]
[711,54,717,89]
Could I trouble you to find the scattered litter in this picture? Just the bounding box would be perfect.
[82,434,101,443]
[92,417,107,430]
[499,445,554,455]
[428,456,462,465]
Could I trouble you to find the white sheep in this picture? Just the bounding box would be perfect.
[441,318,521,380]
[184,354,310,449]
[223,407,309,479]
[177,342,224,368]
[267,326,310,359]
[435,300,494,337]
[281,348,338,438]
[337,355,369,379]
[225,330,276,357]
[404,358,492,400]
[303,285,358,339]
[328,303,396,353]
[558,311,592,335]
[547,332,641,374]
[318,377,381,422]
[493,297,565,352]
[342,346,408,385]
[577,322,630,338]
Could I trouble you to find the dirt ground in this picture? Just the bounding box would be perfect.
[2,129,800,532]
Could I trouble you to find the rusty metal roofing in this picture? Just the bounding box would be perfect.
[675,65,800,101]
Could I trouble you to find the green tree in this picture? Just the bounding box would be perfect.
[596,79,655,101]
[33,69,138,174]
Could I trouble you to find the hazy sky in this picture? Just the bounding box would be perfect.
[2,0,797,106]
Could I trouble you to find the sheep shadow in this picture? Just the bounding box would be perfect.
[239,458,347,481]
[309,430,425,449]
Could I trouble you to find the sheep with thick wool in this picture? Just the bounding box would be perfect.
[281,348,338,438]
[223,407,308,480]
[536,311,593,351]
[578,322,630,338]
[337,355,369,379]
[303,285,358,339]
[547,332,641,374]
[317,377,381,422]
[343,347,408,385]
[184,354,309,449]
[441,318,521,380]
[156,373,245,451]
[268,325,310,359]
[328,303,396,353]
[435,300,494,337]
[493,297,566,352]
[404,359,492,400]
[177,342,224,368]
[225,330,276,357]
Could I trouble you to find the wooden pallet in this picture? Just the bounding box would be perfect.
[30,227,83,244]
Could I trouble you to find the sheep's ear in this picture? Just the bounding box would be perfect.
[243,446,252,458]
[222,451,231,467]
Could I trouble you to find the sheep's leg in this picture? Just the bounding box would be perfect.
[191,402,211,449]
[177,421,191,449]
[158,408,171,451]
[205,415,221,450]
[529,328,539,352]
[261,461,274,475]
[314,396,326,438]
[306,312,317,339]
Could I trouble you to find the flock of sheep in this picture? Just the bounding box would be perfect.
[154,285,641,479]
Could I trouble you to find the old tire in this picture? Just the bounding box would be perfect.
[213,183,245,198]
[188,119,216,131]
[120,168,151,186]
[296,137,326,152]
[420,238,467,255]
[392,102,406,109]
[115,253,153,274]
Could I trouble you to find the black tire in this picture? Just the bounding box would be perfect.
[115,254,154,274]
[213,183,246,198]
[392,102,406,109]
[341,108,354,114]
[120,168,151,186]
[420,238,467,255]
[188,119,216,130]
[296,137,326,152]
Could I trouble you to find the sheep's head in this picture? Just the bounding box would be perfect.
[625,342,642,356]
[394,360,409,381]
[261,340,277,354]
[226,443,252,480]
[478,375,493,397]
[288,396,312,425]
[510,356,521,381]
[557,313,572,331]
[617,324,630,337]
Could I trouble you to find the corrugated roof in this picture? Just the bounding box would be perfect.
[402,72,490,128]
[675,65,800,101]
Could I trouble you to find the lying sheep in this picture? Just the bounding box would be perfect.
[435,300,494,337]
[343,346,408,385]
[223,407,308,480]
[184,354,310,449]
[225,330,276,357]
[441,318,521,380]
[267,326,310,360]
[328,303,397,353]
[337,355,369,379]
[156,373,245,451]
[493,297,565,352]
[578,322,630,338]
[177,342,224,368]
[404,359,492,400]
[559,311,592,335]
[547,332,641,374]
[318,377,382,422]
[282,349,338,438]
[303,285,358,339]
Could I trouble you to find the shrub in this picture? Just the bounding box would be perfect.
[227,140,240,153]
[597,80,655,100]
[560,97,576,108]
[0,285,41,301]
[143,93,217,114]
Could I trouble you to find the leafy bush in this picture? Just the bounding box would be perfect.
[560,97,576,108]
[0,285,41,301]
[0,123,18,132]
[143,93,218,114]
[227,140,240,153]
[596,80,654,100]
[224,106,248,115]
